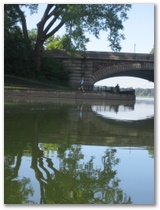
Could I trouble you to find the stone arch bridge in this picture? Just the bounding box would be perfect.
[44,50,154,90]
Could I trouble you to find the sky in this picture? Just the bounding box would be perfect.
[23,3,155,89]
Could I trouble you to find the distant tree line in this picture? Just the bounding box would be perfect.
[150,45,154,54]
[135,88,154,97]
[94,86,154,98]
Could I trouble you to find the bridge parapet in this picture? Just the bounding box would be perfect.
[45,50,154,61]
[79,51,154,62]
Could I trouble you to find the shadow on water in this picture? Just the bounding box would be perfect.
[4,98,154,204]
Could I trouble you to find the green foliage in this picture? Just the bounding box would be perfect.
[150,45,154,54]
[61,4,132,52]
[4,26,35,78]
[28,28,37,50]
[4,4,36,78]
[23,4,38,15]
[4,4,21,29]
[41,57,69,85]
[135,88,154,97]
[45,35,64,50]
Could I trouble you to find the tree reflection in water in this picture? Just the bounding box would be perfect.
[4,156,35,204]
[5,139,132,204]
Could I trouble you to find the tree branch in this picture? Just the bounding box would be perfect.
[37,4,53,28]
[43,5,66,36]
[14,5,29,42]
[45,20,65,40]
[43,14,59,35]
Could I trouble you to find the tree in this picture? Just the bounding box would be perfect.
[35,4,132,73]
[4,4,38,45]
[5,4,132,75]
[4,4,38,77]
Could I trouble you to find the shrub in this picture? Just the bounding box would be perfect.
[41,57,69,85]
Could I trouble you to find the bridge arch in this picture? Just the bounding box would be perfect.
[45,50,154,89]
[92,63,154,85]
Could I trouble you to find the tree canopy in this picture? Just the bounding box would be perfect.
[35,4,131,50]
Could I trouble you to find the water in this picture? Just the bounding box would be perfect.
[4,97,154,204]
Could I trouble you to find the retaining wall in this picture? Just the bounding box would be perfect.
[4,88,135,102]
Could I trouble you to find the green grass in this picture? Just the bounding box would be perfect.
[4,75,74,91]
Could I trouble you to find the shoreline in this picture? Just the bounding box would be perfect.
[4,88,135,106]
[4,88,135,100]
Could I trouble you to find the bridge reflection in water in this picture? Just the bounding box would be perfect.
[4,99,154,204]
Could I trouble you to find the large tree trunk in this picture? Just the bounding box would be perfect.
[34,5,66,74]
[35,38,44,74]
[35,16,46,74]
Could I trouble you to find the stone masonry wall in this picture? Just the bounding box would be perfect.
[44,50,154,90]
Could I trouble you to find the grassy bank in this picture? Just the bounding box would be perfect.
[4,75,73,91]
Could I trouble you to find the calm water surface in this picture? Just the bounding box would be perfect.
[4,97,154,204]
